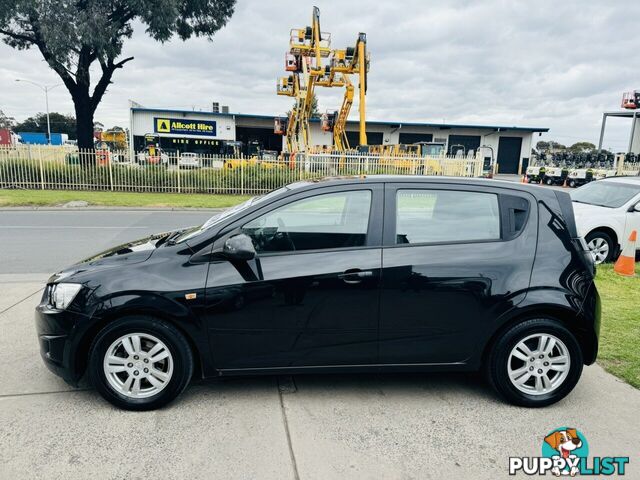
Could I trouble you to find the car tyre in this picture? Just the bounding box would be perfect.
[585,230,615,264]
[568,179,577,188]
[486,318,583,408]
[89,315,193,411]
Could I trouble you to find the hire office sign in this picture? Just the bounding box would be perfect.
[154,117,217,137]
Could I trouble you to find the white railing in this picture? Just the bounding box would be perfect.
[0,145,485,195]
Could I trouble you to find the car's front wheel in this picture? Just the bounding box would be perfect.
[89,315,193,410]
[585,230,614,264]
[486,318,583,407]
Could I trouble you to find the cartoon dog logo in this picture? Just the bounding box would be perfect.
[544,428,583,476]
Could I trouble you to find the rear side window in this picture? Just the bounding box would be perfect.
[395,189,500,244]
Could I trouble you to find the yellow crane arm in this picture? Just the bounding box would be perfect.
[353,34,367,147]
[277,7,366,153]
[298,70,317,150]
[333,75,354,151]
[312,6,322,72]
[285,106,298,152]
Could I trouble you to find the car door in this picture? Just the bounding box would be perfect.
[379,183,538,365]
[204,184,383,370]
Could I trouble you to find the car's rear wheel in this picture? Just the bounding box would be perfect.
[486,318,583,407]
[585,231,614,264]
[89,315,193,411]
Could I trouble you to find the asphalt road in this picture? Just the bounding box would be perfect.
[0,209,215,274]
[0,208,638,479]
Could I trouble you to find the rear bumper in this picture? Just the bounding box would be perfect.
[580,282,601,365]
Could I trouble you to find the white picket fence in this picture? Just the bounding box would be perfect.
[0,145,485,195]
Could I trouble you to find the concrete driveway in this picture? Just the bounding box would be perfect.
[1,209,638,479]
[1,277,638,479]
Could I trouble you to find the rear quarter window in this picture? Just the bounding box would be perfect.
[500,194,531,241]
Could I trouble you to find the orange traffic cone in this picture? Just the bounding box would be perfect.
[614,230,637,277]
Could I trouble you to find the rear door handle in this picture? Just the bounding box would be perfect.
[339,269,373,284]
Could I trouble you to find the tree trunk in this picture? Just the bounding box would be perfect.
[74,95,95,150]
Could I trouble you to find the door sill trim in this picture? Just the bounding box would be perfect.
[217,361,468,376]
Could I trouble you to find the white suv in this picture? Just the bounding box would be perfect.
[570,177,640,263]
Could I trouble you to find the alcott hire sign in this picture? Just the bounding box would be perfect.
[154,117,217,137]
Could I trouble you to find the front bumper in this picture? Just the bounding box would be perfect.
[35,301,90,386]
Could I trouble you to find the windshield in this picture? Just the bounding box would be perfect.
[171,186,289,244]
[570,181,640,208]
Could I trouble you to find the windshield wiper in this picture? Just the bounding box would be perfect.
[161,229,188,246]
[572,200,611,208]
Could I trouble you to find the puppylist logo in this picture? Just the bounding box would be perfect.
[509,427,630,476]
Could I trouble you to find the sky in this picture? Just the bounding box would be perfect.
[1,0,639,151]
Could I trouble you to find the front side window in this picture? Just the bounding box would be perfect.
[396,189,500,244]
[242,190,372,253]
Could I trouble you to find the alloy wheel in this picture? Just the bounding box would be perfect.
[507,333,570,396]
[587,237,609,264]
[103,332,174,399]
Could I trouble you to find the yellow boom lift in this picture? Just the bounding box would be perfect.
[275,7,368,152]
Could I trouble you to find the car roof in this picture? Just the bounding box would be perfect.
[598,176,640,186]
[285,175,554,197]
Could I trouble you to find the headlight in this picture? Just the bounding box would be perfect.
[50,283,82,310]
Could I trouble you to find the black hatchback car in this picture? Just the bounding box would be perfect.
[36,176,600,410]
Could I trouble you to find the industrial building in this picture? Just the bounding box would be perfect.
[129,107,548,174]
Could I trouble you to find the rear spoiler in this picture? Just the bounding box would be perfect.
[550,190,595,276]
[554,190,578,238]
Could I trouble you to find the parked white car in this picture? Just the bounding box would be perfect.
[111,153,132,165]
[178,152,201,169]
[570,177,640,263]
[136,151,169,166]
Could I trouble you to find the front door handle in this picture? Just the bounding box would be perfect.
[339,269,373,284]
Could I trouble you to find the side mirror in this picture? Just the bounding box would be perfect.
[222,234,256,261]
[633,203,640,213]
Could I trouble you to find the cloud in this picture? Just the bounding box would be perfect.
[1,0,639,150]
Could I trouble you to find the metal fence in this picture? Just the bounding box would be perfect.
[0,145,485,195]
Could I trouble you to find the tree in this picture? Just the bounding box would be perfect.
[535,140,567,152]
[14,112,77,139]
[568,141,596,153]
[535,140,550,152]
[1,1,235,149]
[288,93,320,118]
[0,109,15,129]
[309,93,320,118]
